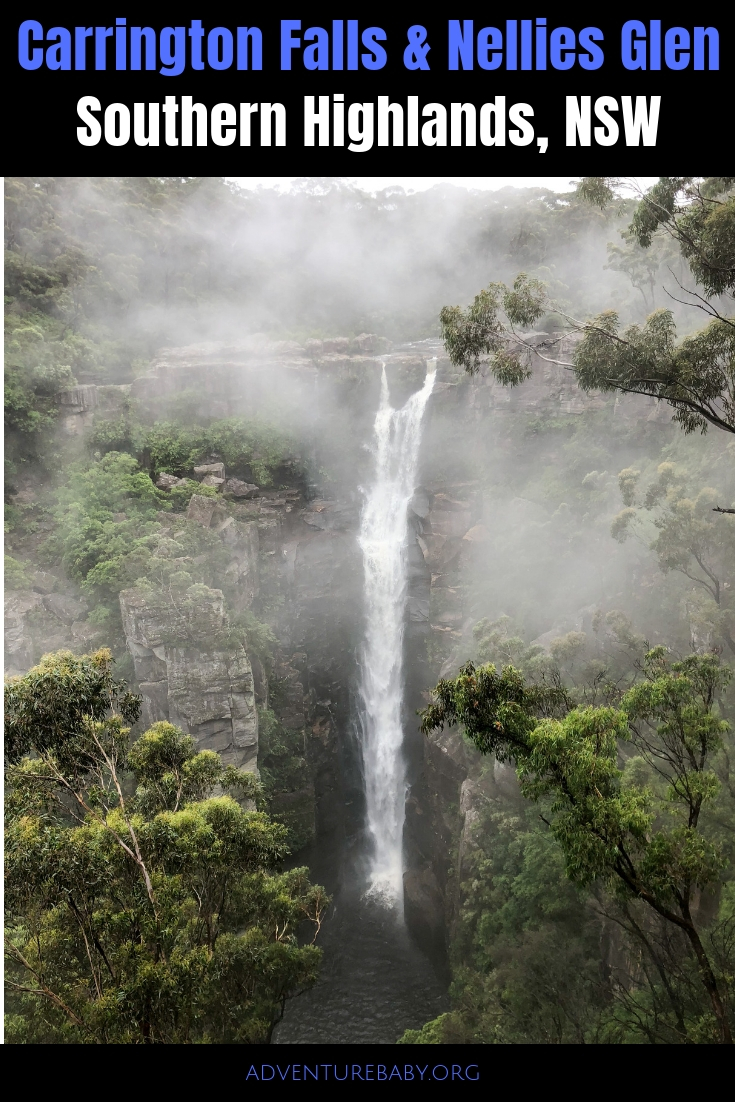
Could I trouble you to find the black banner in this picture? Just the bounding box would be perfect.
[7,7,728,171]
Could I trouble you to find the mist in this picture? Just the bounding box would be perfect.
[5,175,734,1046]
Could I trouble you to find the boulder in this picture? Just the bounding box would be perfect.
[300,499,357,531]
[210,503,231,530]
[462,524,491,544]
[167,644,258,772]
[349,332,381,353]
[139,681,170,728]
[221,520,259,608]
[416,533,463,569]
[4,591,43,673]
[322,337,350,354]
[31,570,57,594]
[409,488,431,519]
[59,384,97,413]
[200,474,225,489]
[58,384,97,435]
[156,472,187,490]
[406,596,430,622]
[403,865,446,961]
[428,507,473,540]
[224,478,259,498]
[184,586,228,642]
[95,384,131,412]
[187,494,217,526]
[70,621,103,647]
[119,583,259,772]
[193,462,225,480]
[42,593,87,625]
[119,587,181,653]
[130,375,164,403]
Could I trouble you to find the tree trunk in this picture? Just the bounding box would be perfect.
[682,916,733,1043]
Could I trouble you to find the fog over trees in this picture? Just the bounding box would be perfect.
[5,176,734,1044]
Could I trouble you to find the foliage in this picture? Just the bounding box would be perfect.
[8,176,612,477]
[49,452,169,598]
[7,175,735,1047]
[579,177,735,298]
[470,611,651,715]
[421,649,735,1042]
[167,478,219,509]
[398,802,610,1044]
[5,648,140,767]
[575,178,735,434]
[574,312,735,435]
[233,611,278,667]
[5,555,33,590]
[440,274,546,378]
[87,413,144,458]
[143,419,297,487]
[257,707,313,850]
[4,649,327,1044]
[604,225,679,314]
[398,1014,462,1044]
[442,178,735,436]
[611,461,735,654]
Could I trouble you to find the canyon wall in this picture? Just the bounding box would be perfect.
[6,333,670,951]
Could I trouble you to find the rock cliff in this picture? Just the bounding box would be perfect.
[6,331,671,960]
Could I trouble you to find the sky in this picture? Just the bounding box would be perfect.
[226,176,659,195]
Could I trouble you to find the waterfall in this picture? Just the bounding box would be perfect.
[358,361,436,909]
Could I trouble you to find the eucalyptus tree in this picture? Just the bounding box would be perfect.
[5,648,326,1044]
[421,650,734,1043]
[440,178,735,438]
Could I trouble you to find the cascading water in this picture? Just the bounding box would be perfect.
[275,356,447,1043]
[358,361,436,908]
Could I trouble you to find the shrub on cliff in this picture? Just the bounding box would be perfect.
[4,648,327,1044]
[143,418,297,487]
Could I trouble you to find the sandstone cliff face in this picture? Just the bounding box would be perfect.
[118,584,260,774]
[7,331,672,956]
[4,587,100,677]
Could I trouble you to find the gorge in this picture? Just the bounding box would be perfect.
[7,329,699,1041]
[7,176,733,1045]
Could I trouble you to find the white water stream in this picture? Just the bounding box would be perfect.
[358,361,436,909]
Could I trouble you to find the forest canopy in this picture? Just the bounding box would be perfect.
[4,649,326,1044]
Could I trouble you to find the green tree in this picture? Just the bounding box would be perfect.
[612,462,735,654]
[441,178,735,437]
[579,177,735,299]
[421,649,734,1043]
[439,273,547,382]
[5,649,327,1044]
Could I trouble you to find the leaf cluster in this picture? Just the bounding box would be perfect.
[421,648,734,1039]
[4,649,327,1044]
[574,310,735,435]
[440,274,546,378]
